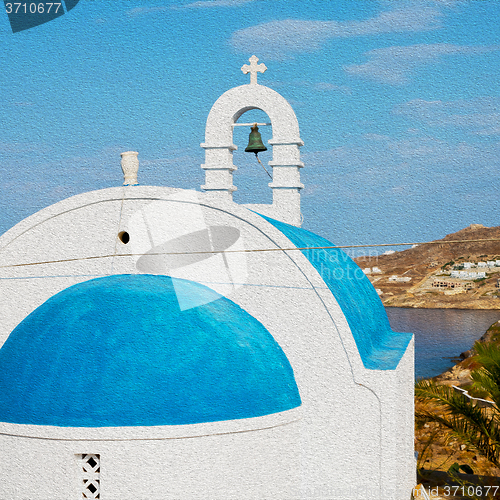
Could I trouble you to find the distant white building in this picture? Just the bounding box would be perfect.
[382,250,395,255]
[451,271,486,280]
[388,275,411,282]
[496,260,500,267]
[487,261,496,267]
[463,262,472,269]
[362,268,371,275]
[478,262,487,268]
[372,267,382,274]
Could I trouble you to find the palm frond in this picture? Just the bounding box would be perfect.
[416,377,500,467]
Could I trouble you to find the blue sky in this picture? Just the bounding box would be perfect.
[1,0,499,254]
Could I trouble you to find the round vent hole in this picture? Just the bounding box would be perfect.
[118,231,130,244]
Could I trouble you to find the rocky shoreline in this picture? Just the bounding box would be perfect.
[385,296,500,310]
[415,320,500,478]
[433,320,500,387]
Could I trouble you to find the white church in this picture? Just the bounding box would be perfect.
[0,57,415,500]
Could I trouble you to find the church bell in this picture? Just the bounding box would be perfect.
[245,124,267,154]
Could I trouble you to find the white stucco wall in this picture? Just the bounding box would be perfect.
[201,84,304,226]
[0,186,414,500]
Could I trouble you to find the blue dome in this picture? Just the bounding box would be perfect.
[258,214,413,370]
[0,275,300,427]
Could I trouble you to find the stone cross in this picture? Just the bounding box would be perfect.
[241,55,267,85]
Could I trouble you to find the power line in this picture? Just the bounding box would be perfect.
[0,238,499,270]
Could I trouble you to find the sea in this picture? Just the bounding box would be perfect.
[385,307,500,379]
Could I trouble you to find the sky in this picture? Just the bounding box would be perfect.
[1,0,499,255]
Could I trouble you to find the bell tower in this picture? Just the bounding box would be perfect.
[201,56,304,227]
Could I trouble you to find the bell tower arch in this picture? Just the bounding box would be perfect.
[201,56,304,227]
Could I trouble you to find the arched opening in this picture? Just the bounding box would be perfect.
[201,83,304,226]
[232,108,273,205]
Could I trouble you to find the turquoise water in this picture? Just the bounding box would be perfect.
[385,308,500,379]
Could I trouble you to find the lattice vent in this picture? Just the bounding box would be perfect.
[80,454,100,499]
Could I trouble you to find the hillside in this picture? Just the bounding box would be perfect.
[354,224,500,309]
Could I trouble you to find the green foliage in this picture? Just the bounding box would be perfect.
[441,261,455,270]
[415,341,500,469]
[471,342,500,402]
[448,462,474,474]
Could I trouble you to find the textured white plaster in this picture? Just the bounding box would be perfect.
[120,151,139,186]
[241,55,267,85]
[201,84,304,225]
[0,407,302,441]
[0,185,415,499]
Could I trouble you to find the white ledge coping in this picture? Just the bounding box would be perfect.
[268,139,304,146]
[268,183,305,190]
[201,185,237,192]
[201,164,237,171]
[232,122,271,127]
[268,161,305,168]
[200,143,238,150]
[0,407,302,441]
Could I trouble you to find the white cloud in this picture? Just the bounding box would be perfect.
[140,155,200,167]
[364,133,391,141]
[230,7,442,59]
[126,6,169,17]
[345,44,498,84]
[393,97,500,135]
[285,80,352,94]
[128,0,253,16]
[0,141,53,154]
[303,135,500,176]
[379,0,464,7]
[176,0,254,9]
[314,82,352,94]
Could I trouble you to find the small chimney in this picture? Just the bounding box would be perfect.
[120,151,139,186]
